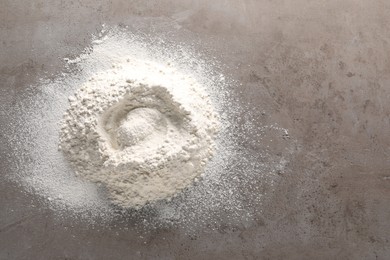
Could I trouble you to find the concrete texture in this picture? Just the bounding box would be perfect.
[1,0,390,259]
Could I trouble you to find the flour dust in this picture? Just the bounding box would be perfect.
[3,26,296,230]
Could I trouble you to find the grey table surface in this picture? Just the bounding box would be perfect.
[1,1,390,259]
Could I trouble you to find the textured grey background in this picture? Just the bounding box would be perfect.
[1,0,390,259]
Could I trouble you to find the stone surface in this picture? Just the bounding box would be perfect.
[1,0,390,259]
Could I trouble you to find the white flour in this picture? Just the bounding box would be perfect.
[59,59,219,208]
[3,25,295,229]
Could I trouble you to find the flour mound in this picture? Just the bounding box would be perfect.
[115,108,164,147]
[59,58,219,208]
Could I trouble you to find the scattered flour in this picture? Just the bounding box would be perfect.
[2,25,296,230]
[59,59,219,208]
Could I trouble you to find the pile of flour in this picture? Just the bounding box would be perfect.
[59,58,219,208]
[4,26,294,228]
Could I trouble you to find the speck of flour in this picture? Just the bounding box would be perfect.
[3,26,296,230]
